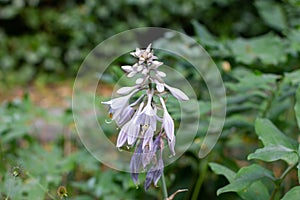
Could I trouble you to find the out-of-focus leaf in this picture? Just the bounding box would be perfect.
[210,163,270,200]
[284,69,300,86]
[217,164,273,196]
[192,20,216,46]
[248,145,298,165]
[209,162,235,182]
[255,118,298,150]
[298,144,300,184]
[255,0,287,31]
[295,86,300,130]
[287,29,300,56]
[281,186,300,200]
[229,33,286,65]
[226,72,278,92]
[238,181,270,200]
[209,163,269,200]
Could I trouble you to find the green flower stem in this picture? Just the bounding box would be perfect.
[161,170,168,200]
[191,159,208,200]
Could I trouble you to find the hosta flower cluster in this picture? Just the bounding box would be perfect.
[102,44,189,189]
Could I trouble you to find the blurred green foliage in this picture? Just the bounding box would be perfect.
[1,0,300,199]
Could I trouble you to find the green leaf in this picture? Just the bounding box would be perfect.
[281,186,300,200]
[248,145,298,165]
[295,86,300,130]
[192,20,216,46]
[284,69,300,86]
[255,118,298,150]
[239,181,270,200]
[209,162,235,182]
[210,163,270,200]
[217,164,274,196]
[255,0,287,31]
[229,33,286,65]
[298,144,300,184]
[287,29,300,55]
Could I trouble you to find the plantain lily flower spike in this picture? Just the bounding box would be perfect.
[102,44,189,189]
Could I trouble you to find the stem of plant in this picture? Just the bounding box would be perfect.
[191,159,208,200]
[161,169,168,200]
[270,163,297,200]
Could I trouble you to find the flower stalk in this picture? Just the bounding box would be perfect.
[102,44,189,193]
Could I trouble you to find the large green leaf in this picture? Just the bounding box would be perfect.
[281,186,300,200]
[217,164,274,196]
[248,145,298,165]
[255,118,298,150]
[210,163,270,200]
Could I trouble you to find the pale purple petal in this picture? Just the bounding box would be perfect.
[127,71,137,77]
[134,93,157,131]
[153,159,164,186]
[142,127,154,149]
[109,96,129,109]
[155,81,164,93]
[130,143,143,185]
[135,78,144,84]
[101,100,112,106]
[144,159,163,190]
[163,111,174,141]
[160,97,175,141]
[142,135,161,169]
[145,43,152,53]
[136,65,143,72]
[164,84,189,101]
[110,89,138,109]
[168,138,176,156]
[116,86,137,95]
[152,61,163,68]
[142,68,148,75]
[116,126,128,147]
[127,122,140,145]
[116,106,135,127]
[156,70,166,77]
[121,65,132,72]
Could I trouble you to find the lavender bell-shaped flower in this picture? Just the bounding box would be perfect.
[101,89,138,124]
[160,97,176,155]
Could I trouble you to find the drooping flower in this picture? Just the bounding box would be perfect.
[164,83,189,101]
[130,143,143,185]
[144,136,164,190]
[160,97,176,155]
[131,135,163,187]
[144,158,164,190]
[116,117,140,147]
[102,89,138,122]
[116,102,144,147]
[142,135,161,169]
[134,92,157,132]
